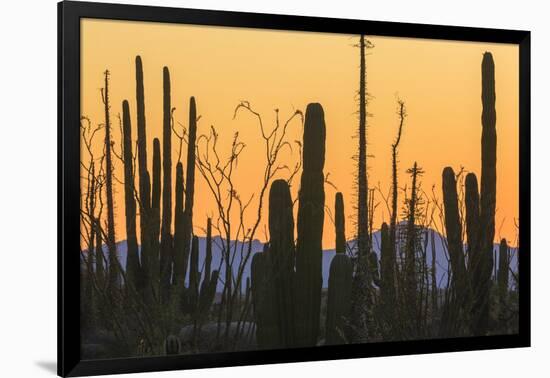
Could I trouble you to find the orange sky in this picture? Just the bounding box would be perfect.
[80,18,519,249]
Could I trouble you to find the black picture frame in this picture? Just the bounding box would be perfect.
[58,1,531,376]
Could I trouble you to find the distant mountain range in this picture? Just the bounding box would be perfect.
[83,227,518,292]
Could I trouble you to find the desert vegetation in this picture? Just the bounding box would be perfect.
[79,36,519,359]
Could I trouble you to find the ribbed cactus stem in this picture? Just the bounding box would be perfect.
[268,179,296,347]
[475,51,497,335]
[335,192,346,254]
[188,235,199,311]
[325,254,353,344]
[150,138,161,288]
[173,162,185,287]
[122,100,140,289]
[441,167,468,336]
[465,172,480,272]
[135,56,152,294]
[182,97,198,278]
[160,66,173,303]
[251,251,277,348]
[442,167,467,290]
[295,103,326,347]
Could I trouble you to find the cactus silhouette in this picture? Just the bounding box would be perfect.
[173,162,186,288]
[440,167,467,336]
[251,249,278,348]
[160,66,173,304]
[465,172,480,274]
[135,56,153,295]
[268,179,296,347]
[151,138,161,289]
[326,254,353,344]
[473,52,497,335]
[335,192,346,254]
[122,100,140,289]
[182,97,198,282]
[188,235,200,312]
[295,103,326,347]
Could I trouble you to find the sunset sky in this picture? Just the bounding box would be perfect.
[80,18,519,249]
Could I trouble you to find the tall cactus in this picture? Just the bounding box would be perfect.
[135,56,152,294]
[295,103,326,347]
[251,250,278,348]
[325,254,353,344]
[335,192,346,254]
[122,100,140,289]
[102,70,119,292]
[151,138,161,288]
[188,235,200,312]
[474,52,497,335]
[441,167,467,336]
[160,67,173,303]
[465,172,481,273]
[268,179,296,347]
[182,97,198,279]
[173,162,185,287]
[442,167,467,289]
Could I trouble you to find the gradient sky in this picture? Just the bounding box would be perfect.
[80,18,519,249]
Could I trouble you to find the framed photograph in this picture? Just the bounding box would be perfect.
[58,1,530,376]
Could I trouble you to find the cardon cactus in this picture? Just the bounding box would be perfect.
[295,103,326,347]
[135,56,152,294]
[122,100,140,289]
[442,167,467,292]
[335,192,346,254]
[474,52,497,335]
[440,167,468,336]
[267,179,296,347]
[188,235,200,312]
[164,335,181,355]
[160,66,173,303]
[325,254,353,344]
[181,97,198,281]
[251,250,277,348]
[465,172,480,273]
[150,138,161,287]
[173,162,185,287]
